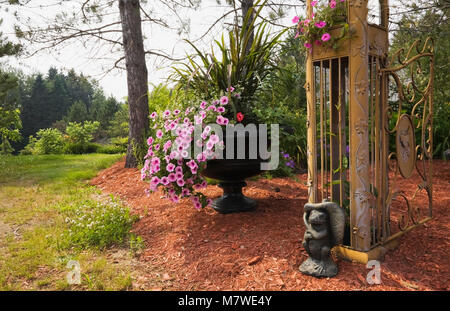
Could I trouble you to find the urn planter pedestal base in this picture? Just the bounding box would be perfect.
[201,158,262,214]
[211,181,257,214]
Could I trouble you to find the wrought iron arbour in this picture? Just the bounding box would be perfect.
[304,0,434,262]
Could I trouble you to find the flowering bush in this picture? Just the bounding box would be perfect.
[293,0,350,51]
[141,91,244,210]
[62,197,138,249]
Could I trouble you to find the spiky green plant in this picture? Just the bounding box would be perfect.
[171,0,287,122]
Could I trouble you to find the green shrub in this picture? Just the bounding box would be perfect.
[129,234,145,256]
[107,104,129,138]
[63,142,99,154]
[110,136,128,151]
[29,128,64,155]
[61,197,139,249]
[66,121,100,145]
[20,136,37,155]
[97,144,125,154]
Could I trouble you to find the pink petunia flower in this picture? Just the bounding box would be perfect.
[171,195,179,203]
[311,1,318,7]
[176,179,185,187]
[187,160,197,170]
[180,150,189,158]
[194,202,202,210]
[219,96,229,105]
[206,140,214,150]
[163,140,172,153]
[166,163,175,172]
[321,33,331,42]
[175,171,183,179]
[181,188,190,197]
[156,130,163,138]
[197,152,207,162]
[210,134,220,144]
[304,42,312,49]
[315,21,326,28]
[292,16,300,24]
[330,0,337,9]
[169,150,179,159]
[168,173,177,182]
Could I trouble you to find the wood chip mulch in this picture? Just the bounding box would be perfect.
[90,159,450,291]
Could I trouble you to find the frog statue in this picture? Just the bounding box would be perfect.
[299,200,345,278]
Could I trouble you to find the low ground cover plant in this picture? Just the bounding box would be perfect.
[61,196,139,249]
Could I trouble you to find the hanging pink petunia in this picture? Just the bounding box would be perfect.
[315,21,326,28]
[321,33,331,42]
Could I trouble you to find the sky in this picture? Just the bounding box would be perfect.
[0,0,400,101]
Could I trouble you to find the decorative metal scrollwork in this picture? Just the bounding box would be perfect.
[382,38,434,232]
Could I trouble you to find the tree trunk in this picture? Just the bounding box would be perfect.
[241,0,254,55]
[119,0,149,168]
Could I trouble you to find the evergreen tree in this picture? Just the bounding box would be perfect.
[20,74,50,140]
[46,67,71,121]
[0,19,22,154]
[66,100,89,123]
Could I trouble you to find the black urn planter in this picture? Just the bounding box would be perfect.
[201,130,264,214]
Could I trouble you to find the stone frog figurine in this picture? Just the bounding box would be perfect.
[299,200,345,278]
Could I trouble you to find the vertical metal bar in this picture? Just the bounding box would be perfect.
[381,66,389,241]
[375,56,382,243]
[342,59,348,210]
[320,60,324,201]
[338,58,343,207]
[325,61,329,200]
[429,53,434,218]
[330,58,340,204]
[369,56,375,245]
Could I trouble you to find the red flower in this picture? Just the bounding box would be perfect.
[236,112,244,122]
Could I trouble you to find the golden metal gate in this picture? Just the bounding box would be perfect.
[304,0,434,262]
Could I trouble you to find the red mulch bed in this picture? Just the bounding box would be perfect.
[90,159,450,291]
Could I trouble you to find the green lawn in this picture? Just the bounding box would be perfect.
[0,154,141,290]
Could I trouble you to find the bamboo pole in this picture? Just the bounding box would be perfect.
[305,0,317,203]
